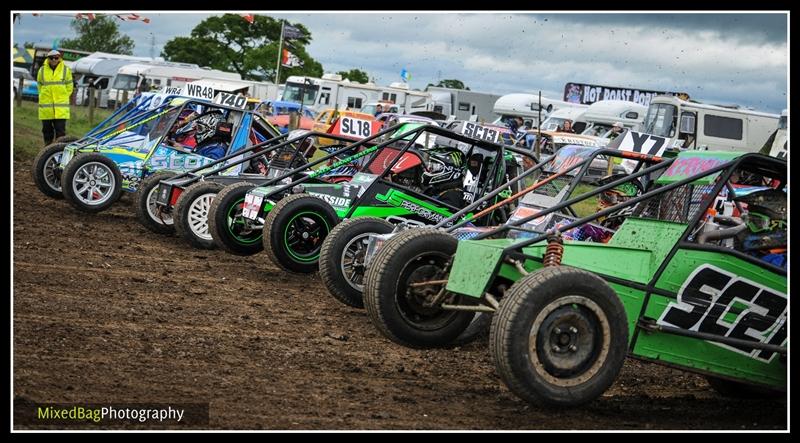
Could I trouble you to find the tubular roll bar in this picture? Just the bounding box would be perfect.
[497,157,741,254]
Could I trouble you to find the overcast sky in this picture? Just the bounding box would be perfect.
[12,11,789,113]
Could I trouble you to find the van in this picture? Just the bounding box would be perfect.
[642,95,780,152]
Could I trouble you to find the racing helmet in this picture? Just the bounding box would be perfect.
[734,189,787,250]
[193,112,226,144]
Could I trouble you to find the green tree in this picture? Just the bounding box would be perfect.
[60,16,134,55]
[162,14,323,82]
[427,79,470,90]
[336,69,370,84]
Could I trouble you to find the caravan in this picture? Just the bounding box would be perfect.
[642,95,780,152]
[425,86,502,122]
[108,62,242,107]
[281,74,432,115]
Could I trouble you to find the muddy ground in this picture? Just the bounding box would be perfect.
[12,161,788,430]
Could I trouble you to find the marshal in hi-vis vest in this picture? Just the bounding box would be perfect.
[37,61,74,120]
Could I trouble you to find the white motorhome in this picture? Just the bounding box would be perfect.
[767,109,787,159]
[578,100,647,137]
[425,86,502,122]
[108,62,242,107]
[74,57,156,107]
[539,107,589,132]
[281,74,432,115]
[642,95,780,152]
[492,93,588,129]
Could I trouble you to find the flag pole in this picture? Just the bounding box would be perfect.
[275,20,285,86]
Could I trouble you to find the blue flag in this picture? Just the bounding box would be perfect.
[400,68,410,82]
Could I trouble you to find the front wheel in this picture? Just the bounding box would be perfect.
[31,142,70,198]
[363,228,474,348]
[490,266,629,407]
[263,194,340,273]
[319,217,394,308]
[134,170,178,235]
[61,153,123,213]
[174,181,224,249]
[207,182,264,255]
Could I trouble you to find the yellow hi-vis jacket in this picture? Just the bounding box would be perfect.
[37,61,74,120]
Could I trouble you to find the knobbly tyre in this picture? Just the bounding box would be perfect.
[325,144,664,312]
[317,119,546,309]
[54,91,254,214]
[364,150,786,407]
[31,91,183,199]
[238,122,534,274]
[149,122,373,249]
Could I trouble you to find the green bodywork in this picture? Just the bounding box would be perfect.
[446,215,787,387]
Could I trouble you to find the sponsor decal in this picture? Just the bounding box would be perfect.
[657,264,786,363]
[308,192,350,208]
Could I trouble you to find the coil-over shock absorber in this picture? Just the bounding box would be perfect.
[542,230,564,267]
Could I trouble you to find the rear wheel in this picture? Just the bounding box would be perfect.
[363,228,474,348]
[31,142,70,198]
[134,170,178,235]
[175,181,224,249]
[319,217,394,308]
[263,194,339,273]
[61,153,123,213]
[490,266,628,407]
[208,182,264,255]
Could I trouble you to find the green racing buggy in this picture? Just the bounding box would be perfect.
[363,149,786,406]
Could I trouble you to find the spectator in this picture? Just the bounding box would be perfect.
[374,104,384,117]
[560,120,576,133]
[37,49,73,145]
[609,121,625,140]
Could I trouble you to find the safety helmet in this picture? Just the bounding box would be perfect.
[193,112,225,144]
[734,189,787,233]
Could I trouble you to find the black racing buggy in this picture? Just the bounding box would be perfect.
[205,119,421,256]
[322,144,665,312]
[234,121,537,275]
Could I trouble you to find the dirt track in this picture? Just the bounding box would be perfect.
[12,161,787,430]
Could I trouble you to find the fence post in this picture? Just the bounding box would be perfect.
[122,90,129,108]
[88,88,96,126]
[16,78,24,107]
[288,111,299,131]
